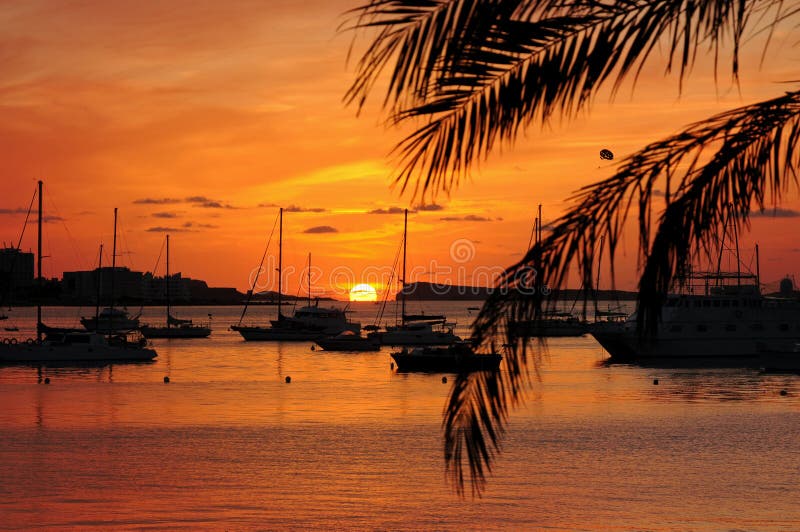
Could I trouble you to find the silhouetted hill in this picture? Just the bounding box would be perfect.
[398,281,638,301]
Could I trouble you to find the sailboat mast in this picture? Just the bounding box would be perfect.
[756,244,761,290]
[109,207,117,337]
[537,204,542,245]
[278,207,283,320]
[36,180,42,343]
[401,208,407,325]
[95,244,103,323]
[166,234,171,329]
[307,252,312,307]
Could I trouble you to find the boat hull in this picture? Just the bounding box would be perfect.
[140,326,211,339]
[0,342,157,363]
[391,350,502,372]
[315,337,380,351]
[591,324,800,360]
[232,325,323,342]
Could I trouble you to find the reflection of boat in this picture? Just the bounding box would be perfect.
[140,235,211,339]
[370,209,461,347]
[232,208,360,341]
[80,307,141,333]
[316,330,380,351]
[391,342,502,372]
[591,247,800,362]
[0,184,156,363]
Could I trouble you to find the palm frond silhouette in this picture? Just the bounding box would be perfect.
[345,0,800,496]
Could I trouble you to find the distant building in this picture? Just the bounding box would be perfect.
[0,248,35,302]
[61,266,244,304]
[63,267,145,303]
[142,272,192,302]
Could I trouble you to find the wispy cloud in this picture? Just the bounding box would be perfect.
[415,203,444,212]
[0,208,63,223]
[146,226,189,233]
[440,215,495,222]
[303,225,338,234]
[134,198,182,205]
[367,207,408,215]
[284,204,327,213]
[183,221,218,229]
[134,196,236,208]
[185,196,236,209]
[751,208,800,218]
[152,211,182,218]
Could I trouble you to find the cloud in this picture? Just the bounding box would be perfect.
[146,226,190,233]
[185,196,235,209]
[303,225,338,234]
[152,211,182,218]
[258,203,279,208]
[134,196,235,208]
[440,215,496,222]
[751,208,800,218]
[0,207,32,214]
[284,204,327,213]
[25,215,64,223]
[133,198,182,205]
[367,207,408,215]
[183,221,218,229]
[415,203,444,212]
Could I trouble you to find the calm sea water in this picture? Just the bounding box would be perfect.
[0,301,798,530]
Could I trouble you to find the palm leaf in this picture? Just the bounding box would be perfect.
[345,0,787,199]
[473,89,800,345]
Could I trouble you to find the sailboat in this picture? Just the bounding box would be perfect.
[391,341,502,373]
[79,208,141,333]
[370,209,461,346]
[0,182,157,363]
[231,208,359,341]
[507,204,589,338]
[140,235,211,339]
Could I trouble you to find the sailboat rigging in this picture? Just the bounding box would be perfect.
[0,181,156,362]
[231,208,359,341]
[370,209,460,346]
[140,234,211,338]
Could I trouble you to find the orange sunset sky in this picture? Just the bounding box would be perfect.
[1,0,799,299]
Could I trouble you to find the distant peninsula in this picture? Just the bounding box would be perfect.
[397,281,638,301]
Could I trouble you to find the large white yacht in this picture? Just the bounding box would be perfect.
[591,272,800,361]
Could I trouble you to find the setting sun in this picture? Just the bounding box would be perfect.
[349,283,378,302]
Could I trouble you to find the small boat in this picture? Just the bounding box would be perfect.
[391,342,502,373]
[0,315,7,321]
[140,235,211,339]
[0,184,157,363]
[315,330,380,351]
[374,319,461,346]
[371,209,461,347]
[0,331,156,363]
[232,208,359,342]
[467,306,480,312]
[4,326,18,332]
[80,307,141,333]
